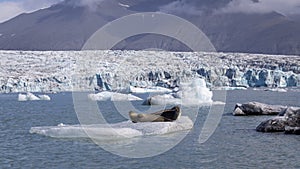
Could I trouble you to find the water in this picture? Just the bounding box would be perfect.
[0,90,299,169]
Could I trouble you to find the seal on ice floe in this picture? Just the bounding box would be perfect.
[129,106,181,123]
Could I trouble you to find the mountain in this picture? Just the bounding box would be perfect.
[0,0,299,55]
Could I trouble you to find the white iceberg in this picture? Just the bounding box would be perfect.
[145,78,214,106]
[88,91,142,101]
[29,116,193,140]
[213,86,247,90]
[38,94,51,100]
[128,86,172,94]
[145,94,181,105]
[18,92,41,101]
[18,92,51,101]
[18,93,28,101]
[265,88,288,92]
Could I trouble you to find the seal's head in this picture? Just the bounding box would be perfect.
[129,111,138,123]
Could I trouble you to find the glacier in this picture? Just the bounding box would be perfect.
[0,50,299,93]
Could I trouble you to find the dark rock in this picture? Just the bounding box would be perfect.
[233,102,287,116]
[256,106,300,134]
[284,107,300,127]
[256,117,286,132]
[285,126,300,135]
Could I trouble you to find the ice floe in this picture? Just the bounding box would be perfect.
[29,116,193,140]
[88,91,142,101]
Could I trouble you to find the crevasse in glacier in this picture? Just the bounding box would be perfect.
[0,50,299,93]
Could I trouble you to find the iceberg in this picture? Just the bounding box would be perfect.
[213,86,247,90]
[18,93,28,101]
[18,92,51,101]
[144,94,181,105]
[128,86,172,94]
[256,106,300,134]
[29,116,193,140]
[88,91,142,101]
[145,78,213,106]
[18,92,40,101]
[265,88,288,92]
[26,92,40,101]
[38,94,51,100]
[233,102,287,116]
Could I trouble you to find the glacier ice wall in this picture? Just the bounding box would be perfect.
[0,50,299,93]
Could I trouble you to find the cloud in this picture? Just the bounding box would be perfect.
[217,0,300,16]
[0,0,63,23]
[159,0,203,16]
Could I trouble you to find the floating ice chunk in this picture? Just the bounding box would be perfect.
[145,78,213,106]
[88,91,142,101]
[38,94,51,100]
[129,86,172,94]
[180,78,213,104]
[146,95,218,106]
[26,92,40,100]
[111,93,143,101]
[29,116,193,140]
[212,101,226,105]
[18,93,51,101]
[88,91,112,101]
[18,93,27,101]
[145,94,181,105]
[265,88,287,92]
[30,124,142,139]
[18,92,40,101]
[213,86,247,90]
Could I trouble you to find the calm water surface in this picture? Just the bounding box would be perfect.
[0,90,299,169]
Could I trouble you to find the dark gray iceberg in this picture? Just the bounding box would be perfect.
[232,101,300,134]
[233,102,287,116]
[256,107,300,134]
[256,117,286,132]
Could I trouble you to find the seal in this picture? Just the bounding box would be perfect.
[129,106,181,123]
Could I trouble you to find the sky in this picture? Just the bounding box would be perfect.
[0,0,63,23]
[0,0,300,23]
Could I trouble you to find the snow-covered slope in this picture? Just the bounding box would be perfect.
[0,50,299,93]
